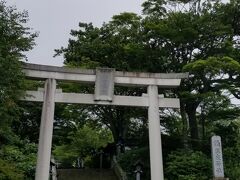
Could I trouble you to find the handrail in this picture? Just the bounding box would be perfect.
[112,156,128,180]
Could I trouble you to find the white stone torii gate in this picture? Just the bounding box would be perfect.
[21,63,188,180]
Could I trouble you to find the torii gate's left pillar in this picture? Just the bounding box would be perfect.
[35,79,56,180]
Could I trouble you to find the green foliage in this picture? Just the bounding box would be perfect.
[224,146,240,179]
[165,150,211,180]
[52,0,240,178]
[0,0,37,124]
[209,118,240,179]
[0,1,37,179]
[119,148,212,180]
[0,0,36,137]
[0,159,24,180]
[55,12,159,72]
[0,56,25,139]
[183,56,240,76]
[11,102,42,143]
[52,145,78,167]
[0,140,37,179]
[53,124,113,167]
[118,147,150,180]
[71,124,113,156]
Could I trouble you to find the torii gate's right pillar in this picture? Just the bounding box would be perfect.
[148,85,164,180]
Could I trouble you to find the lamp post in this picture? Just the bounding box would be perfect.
[134,161,143,180]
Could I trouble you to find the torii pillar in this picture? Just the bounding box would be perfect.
[148,85,164,180]
[35,79,56,180]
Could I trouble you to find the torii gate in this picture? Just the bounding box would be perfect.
[21,63,188,180]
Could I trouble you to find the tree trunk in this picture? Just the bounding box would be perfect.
[200,105,206,142]
[180,100,189,149]
[186,102,200,149]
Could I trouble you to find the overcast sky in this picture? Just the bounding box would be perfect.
[7,0,144,66]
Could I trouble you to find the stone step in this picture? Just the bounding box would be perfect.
[57,168,118,180]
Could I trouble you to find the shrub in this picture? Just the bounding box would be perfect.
[165,149,211,180]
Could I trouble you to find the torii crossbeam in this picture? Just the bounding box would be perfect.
[21,63,188,180]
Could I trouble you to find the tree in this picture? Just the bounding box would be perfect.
[55,2,240,178]
[0,1,37,178]
[53,123,113,167]
[0,0,37,142]
[55,13,151,146]
[141,0,240,148]
[56,0,240,148]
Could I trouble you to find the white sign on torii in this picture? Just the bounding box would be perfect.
[21,63,188,180]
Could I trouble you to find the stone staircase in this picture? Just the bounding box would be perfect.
[57,168,118,180]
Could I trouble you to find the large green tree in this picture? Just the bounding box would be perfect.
[0,1,36,141]
[53,0,240,178]
[56,0,240,149]
[0,1,37,179]
[55,13,151,146]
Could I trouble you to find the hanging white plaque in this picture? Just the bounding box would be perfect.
[94,68,115,101]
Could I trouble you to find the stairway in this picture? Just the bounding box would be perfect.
[57,168,118,180]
